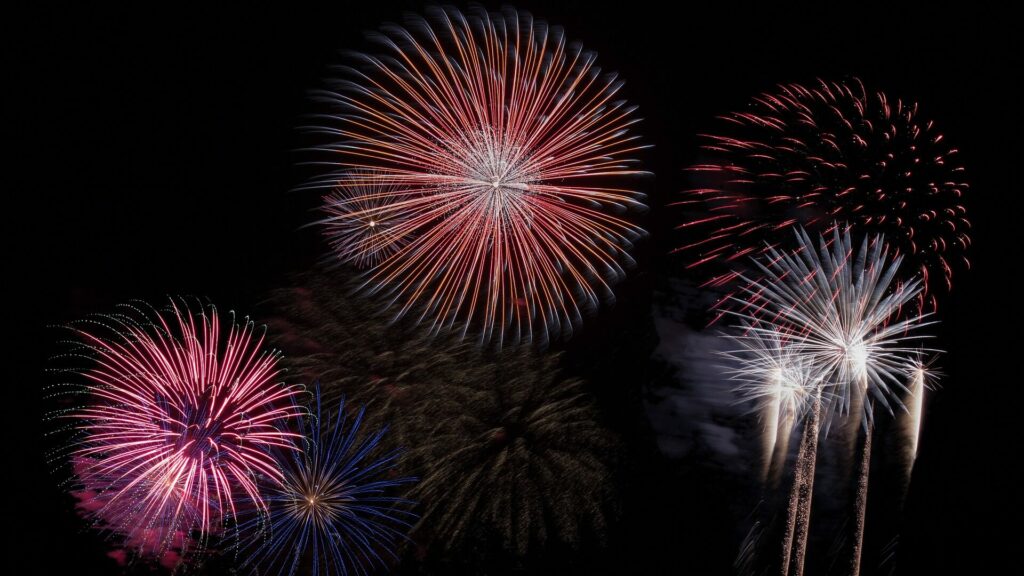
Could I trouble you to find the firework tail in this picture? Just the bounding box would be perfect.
[850,418,873,576]
[762,394,781,483]
[899,369,926,483]
[767,406,797,489]
[780,391,820,576]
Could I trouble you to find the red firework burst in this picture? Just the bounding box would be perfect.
[676,78,969,312]
[67,301,303,564]
[310,6,648,346]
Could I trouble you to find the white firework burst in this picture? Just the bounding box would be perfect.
[731,227,936,427]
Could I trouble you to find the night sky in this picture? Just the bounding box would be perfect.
[12,3,1019,574]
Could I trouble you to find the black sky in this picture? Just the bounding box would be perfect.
[10,2,1020,574]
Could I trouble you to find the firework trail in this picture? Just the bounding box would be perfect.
[309,6,648,346]
[727,228,934,576]
[321,170,410,269]
[399,352,619,557]
[241,390,417,576]
[900,364,933,472]
[782,392,820,576]
[677,78,969,315]
[849,421,873,576]
[59,300,304,566]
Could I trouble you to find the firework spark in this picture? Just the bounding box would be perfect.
[677,78,969,313]
[242,391,417,576]
[63,301,303,564]
[310,6,648,345]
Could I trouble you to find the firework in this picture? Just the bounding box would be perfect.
[241,391,417,576]
[900,363,935,470]
[678,78,969,312]
[309,5,648,345]
[722,323,824,576]
[63,300,303,563]
[400,352,618,556]
[321,170,410,268]
[728,228,937,576]
[733,227,932,428]
[722,324,822,484]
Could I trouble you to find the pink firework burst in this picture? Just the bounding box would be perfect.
[676,78,969,313]
[310,6,648,346]
[67,300,303,564]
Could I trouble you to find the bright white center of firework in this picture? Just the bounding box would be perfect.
[846,339,869,377]
[459,129,537,209]
[773,368,804,398]
[368,220,376,228]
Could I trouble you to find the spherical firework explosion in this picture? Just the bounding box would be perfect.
[64,301,304,564]
[242,391,417,576]
[311,5,648,345]
[320,170,409,269]
[678,78,970,312]
[731,227,935,427]
[401,352,618,556]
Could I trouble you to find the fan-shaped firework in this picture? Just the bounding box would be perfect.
[321,170,409,269]
[732,227,933,426]
[727,228,939,576]
[310,5,648,345]
[721,324,823,482]
[63,300,303,563]
[242,391,417,576]
[402,352,618,555]
[678,78,969,311]
[721,322,826,576]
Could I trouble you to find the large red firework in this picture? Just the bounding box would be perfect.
[68,301,303,564]
[676,78,969,312]
[311,6,648,346]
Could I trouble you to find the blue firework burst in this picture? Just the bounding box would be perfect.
[243,391,418,576]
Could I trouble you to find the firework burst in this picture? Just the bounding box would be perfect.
[61,300,303,564]
[241,391,417,576]
[732,227,933,427]
[321,170,410,269]
[722,324,823,484]
[678,78,969,312]
[401,352,618,556]
[310,5,648,346]
[727,228,938,576]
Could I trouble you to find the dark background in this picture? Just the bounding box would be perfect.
[10,2,1019,574]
